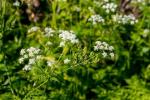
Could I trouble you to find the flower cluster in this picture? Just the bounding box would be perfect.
[44,27,55,37]
[13,1,20,7]
[19,47,42,71]
[112,14,138,25]
[102,2,117,13]
[59,30,79,47]
[142,29,149,38]
[64,58,71,64]
[28,26,40,33]
[94,41,114,58]
[88,15,104,25]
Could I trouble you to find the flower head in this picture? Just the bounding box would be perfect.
[59,30,79,45]
[28,26,40,33]
[23,65,32,71]
[19,47,42,71]
[94,41,115,58]
[102,2,117,13]
[88,15,104,25]
[112,14,138,25]
[47,60,55,67]
[64,58,71,64]
[44,27,55,37]
[13,1,20,7]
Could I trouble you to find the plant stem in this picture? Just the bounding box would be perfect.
[52,0,57,29]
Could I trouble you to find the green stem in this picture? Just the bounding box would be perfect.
[52,0,57,29]
[23,79,48,99]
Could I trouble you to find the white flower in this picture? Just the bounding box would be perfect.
[88,15,104,24]
[112,14,138,25]
[59,30,79,44]
[23,54,28,59]
[19,47,42,71]
[94,41,111,51]
[64,58,71,64]
[71,39,79,44]
[94,41,115,58]
[20,49,26,55]
[34,48,41,55]
[33,82,36,86]
[144,29,149,34]
[59,41,66,47]
[143,29,149,38]
[29,58,36,65]
[130,21,134,25]
[28,26,40,33]
[23,65,31,71]
[104,46,108,50]
[99,45,105,50]
[110,52,114,58]
[47,60,55,67]
[28,52,34,57]
[44,27,55,37]
[106,9,110,13]
[13,1,20,7]
[27,47,36,53]
[45,27,55,33]
[102,52,107,58]
[94,45,99,51]
[36,55,42,60]
[95,41,102,45]
[102,2,117,13]
[102,42,108,46]
[108,46,114,51]
[26,47,41,57]
[19,57,24,64]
